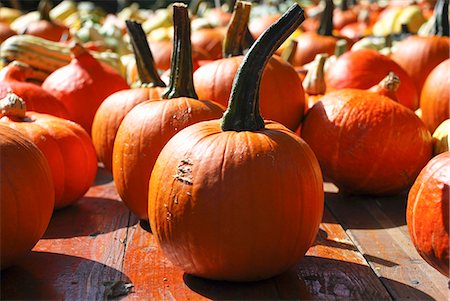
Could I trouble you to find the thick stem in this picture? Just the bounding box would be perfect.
[339,0,348,11]
[223,0,252,58]
[370,72,400,101]
[126,20,166,87]
[431,0,449,37]
[189,0,203,16]
[0,90,26,119]
[334,39,347,57]
[242,26,255,52]
[162,3,198,100]
[318,0,334,36]
[38,0,52,22]
[221,4,305,132]
[280,39,298,64]
[226,0,237,13]
[303,53,328,95]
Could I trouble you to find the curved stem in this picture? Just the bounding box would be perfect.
[242,26,255,53]
[223,0,252,58]
[0,90,26,119]
[38,0,52,22]
[303,53,328,95]
[432,0,449,37]
[280,39,298,64]
[126,20,166,87]
[318,0,334,36]
[221,4,305,132]
[162,3,198,100]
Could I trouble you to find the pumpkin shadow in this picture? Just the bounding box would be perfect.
[1,251,133,300]
[42,196,137,239]
[183,257,435,300]
[93,165,114,186]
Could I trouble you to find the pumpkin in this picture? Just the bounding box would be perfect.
[149,4,323,282]
[0,22,17,43]
[0,91,97,209]
[194,2,305,131]
[407,152,449,277]
[301,85,432,195]
[333,0,358,30]
[390,0,449,94]
[0,125,54,269]
[0,61,68,118]
[419,59,450,133]
[191,27,226,61]
[91,21,167,172]
[325,49,418,110]
[112,4,224,221]
[42,43,129,135]
[205,7,232,27]
[372,4,426,36]
[368,72,400,102]
[249,14,281,39]
[432,119,450,156]
[21,0,70,42]
[302,53,328,113]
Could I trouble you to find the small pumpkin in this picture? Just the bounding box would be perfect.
[149,4,323,282]
[302,53,328,113]
[92,20,167,172]
[420,58,450,133]
[42,43,130,134]
[112,4,224,221]
[0,125,54,269]
[407,151,449,277]
[333,0,358,30]
[432,119,450,156]
[301,85,432,195]
[0,91,97,209]
[0,61,68,118]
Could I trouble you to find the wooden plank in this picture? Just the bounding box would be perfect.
[325,183,449,301]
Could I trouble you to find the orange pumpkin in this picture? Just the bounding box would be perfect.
[0,22,17,43]
[92,21,166,172]
[112,4,224,221]
[0,91,97,209]
[432,119,450,156]
[301,88,432,195]
[0,125,54,269]
[407,152,449,277]
[149,4,323,282]
[191,27,226,60]
[368,72,400,102]
[420,59,450,133]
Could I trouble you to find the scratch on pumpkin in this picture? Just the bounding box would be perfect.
[173,158,193,185]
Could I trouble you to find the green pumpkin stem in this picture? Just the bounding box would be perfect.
[227,0,237,13]
[318,0,334,36]
[162,3,198,100]
[189,0,203,16]
[281,39,298,64]
[223,0,252,58]
[431,0,449,37]
[221,4,305,132]
[0,90,27,119]
[126,20,166,88]
[334,39,347,57]
[242,26,255,53]
[38,0,52,22]
[339,0,348,11]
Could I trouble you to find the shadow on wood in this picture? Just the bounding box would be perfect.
[93,166,114,186]
[1,251,133,300]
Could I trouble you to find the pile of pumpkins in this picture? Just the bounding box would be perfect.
[1,0,449,281]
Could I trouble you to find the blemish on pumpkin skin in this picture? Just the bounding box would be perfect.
[173,158,193,185]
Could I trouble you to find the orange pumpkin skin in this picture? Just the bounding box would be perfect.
[149,41,211,71]
[0,125,54,269]
[1,112,97,209]
[193,56,305,131]
[407,152,449,277]
[191,28,225,61]
[420,59,450,133]
[149,120,324,281]
[325,49,418,110]
[301,89,432,195]
[390,36,450,94]
[249,14,281,39]
[0,22,16,43]
[23,19,70,42]
[112,98,224,220]
[91,87,165,172]
[292,33,337,66]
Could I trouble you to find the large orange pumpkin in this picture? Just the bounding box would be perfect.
[0,91,97,209]
[0,125,54,269]
[149,4,323,282]
[407,152,449,277]
[91,21,166,172]
[420,59,450,133]
[301,88,432,195]
[112,4,224,221]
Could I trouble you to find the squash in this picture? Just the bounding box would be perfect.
[432,119,450,156]
[0,91,97,209]
[149,3,323,282]
[112,4,224,221]
[407,152,449,277]
[372,4,426,36]
[419,59,450,133]
[42,43,129,134]
[0,22,17,44]
[301,82,432,195]
[92,20,167,172]
[0,125,54,269]
[302,53,328,113]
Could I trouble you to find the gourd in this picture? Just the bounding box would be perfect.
[432,119,450,156]
[149,3,323,282]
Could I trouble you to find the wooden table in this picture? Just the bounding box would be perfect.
[1,167,448,300]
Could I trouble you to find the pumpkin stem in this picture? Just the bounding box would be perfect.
[126,20,166,88]
[318,0,334,37]
[280,39,298,64]
[162,3,198,100]
[334,39,347,58]
[370,72,400,101]
[431,0,449,37]
[303,53,328,96]
[223,0,252,58]
[38,0,52,22]
[221,4,305,132]
[189,0,203,16]
[227,0,237,13]
[339,0,348,11]
[242,26,255,53]
[0,90,26,119]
